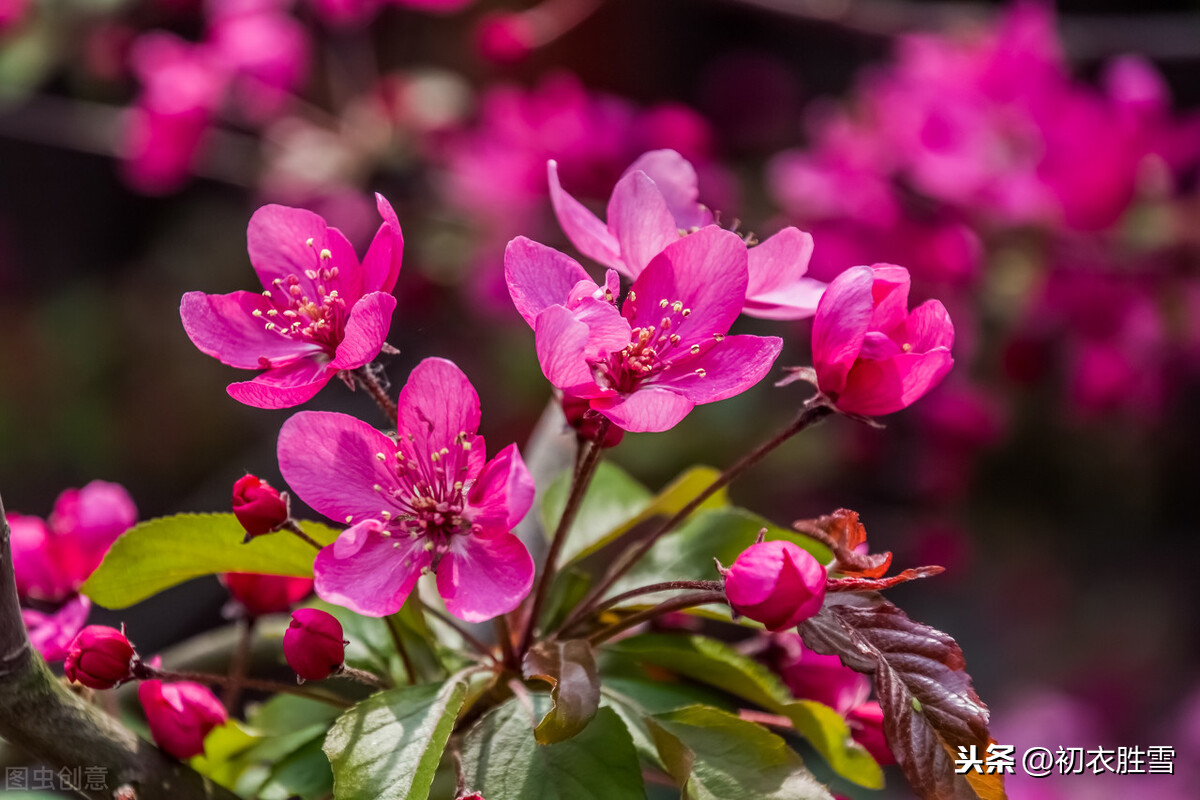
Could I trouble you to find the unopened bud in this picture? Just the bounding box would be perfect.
[64,625,136,689]
[724,540,826,631]
[232,474,288,538]
[283,608,346,681]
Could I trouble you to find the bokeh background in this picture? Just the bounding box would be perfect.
[2,0,1200,797]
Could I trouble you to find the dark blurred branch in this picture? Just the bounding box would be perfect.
[0,493,239,800]
[725,0,1200,60]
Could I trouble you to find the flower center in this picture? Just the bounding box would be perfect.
[590,296,718,392]
[252,243,346,349]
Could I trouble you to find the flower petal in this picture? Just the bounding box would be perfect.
[837,349,955,416]
[331,291,396,370]
[623,149,711,231]
[181,290,323,369]
[278,411,408,524]
[397,358,482,460]
[607,169,680,278]
[867,265,912,340]
[504,236,593,327]
[658,335,783,404]
[436,531,534,622]
[812,266,875,395]
[25,594,91,662]
[742,279,827,320]
[591,387,695,433]
[227,359,332,409]
[906,299,955,351]
[548,160,624,274]
[627,226,748,345]
[359,193,405,294]
[313,520,430,617]
[247,205,360,300]
[467,443,535,532]
[744,227,824,320]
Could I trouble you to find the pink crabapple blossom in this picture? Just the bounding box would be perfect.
[549,149,826,319]
[723,540,826,631]
[180,194,403,409]
[505,226,783,433]
[277,357,536,622]
[810,264,954,417]
[283,608,346,681]
[138,678,227,759]
[64,625,136,690]
[231,473,289,538]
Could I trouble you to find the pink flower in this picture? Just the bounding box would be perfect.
[506,227,783,432]
[774,634,870,716]
[283,608,346,680]
[232,474,289,538]
[121,33,228,195]
[723,540,826,631]
[180,194,403,409]
[208,4,310,123]
[65,625,136,690]
[550,150,825,319]
[278,358,536,622]
[221,573,313,616]
[811,265,954,416]
[847,702,895,766]
[22,595,93,662]
[139,679,227,759]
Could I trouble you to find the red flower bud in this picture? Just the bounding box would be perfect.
[457,794,486,800]
[848,701,895,766]
[64,625,135,689]
[232,474,288,538]
[562,394,624,448]
[724,540,826,631]
[283,608,346,681]
[138,679,226,759]
[221,572,313,617]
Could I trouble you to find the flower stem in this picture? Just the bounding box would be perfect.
[336,665,385,688]
[562,403,833,633]
[494,613,518,672]
[424,604,495,661]
[587,591,728,646]
[281,519,323,550]
[221,616,255,713]
[353,365,398,426]
[561,580,724,637]
[133,665,350,708]
[384,614,419,684]
[519,421,610,657]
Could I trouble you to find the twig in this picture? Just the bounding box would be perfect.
[384,614,418,684]
[587,591,728,646]
[353,365,398,427]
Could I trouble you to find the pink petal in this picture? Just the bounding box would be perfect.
[746,227,815,298]
[25,594,91,662]
[396,358,482,457]
[658,335,783,404]
[547,160,624,274]
[742,279,827,320]
[812,266,875,396]
[181,290,323,369]
[837,349,955,417]
[247,205,360,300]
[436,532,534,622]
[331,291,396,370]
[533,305,598,394]
[504,236,593,327]
[359,193,404,294]
[607,169,679,278]
[9,513,68,601]
[313,520,430,617]
[466,443,535,532]
[858,331,904,360]
[591,387,695,433]
[867,265,912,340]
[227,358,332,409]
[725,544,786,607]
[50,480,137,571]
[627,226,748,345]
[623,149,711,231]
[905,299,955,351]
[278,411,409,524]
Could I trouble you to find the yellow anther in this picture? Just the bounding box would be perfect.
[659,299,669,308]
[320,248,332,260]
[373,484,383,492]
[695,368,707,377]
[305,237,314,247]
[267,309,278,316]
[345,515,354,523]
[902,343,913,352]
[381,510,392,520]
[690,344,701,354]
[375,452,387,461]
[681,308,691,317]
[252,309,263,317]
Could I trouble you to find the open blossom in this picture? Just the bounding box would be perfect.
[550,149,825,319]
[811,265,954,417]
[506,227,782,433]
[180,194,403,409]
[278,358,535,622]
[8,481,137,661]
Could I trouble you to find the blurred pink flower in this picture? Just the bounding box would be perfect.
[278,358,536,622]
[506,227,782,432]
[208,4,310,123]
[0,0,30,32]
[773,634,870,715]
[221,573,314,616]
[846,702,895,766]
[811,265,955,416]
[180,194,403,408]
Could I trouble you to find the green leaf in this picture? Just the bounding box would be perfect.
[324,678,467,800]
[461,698,646,800]
[608,635,882,789]
[522,639,601,744]
[82,513,340,609]
[648,706,832,800]
[541,461,652,563]
[599,675,734,771]
[258,736,334,800]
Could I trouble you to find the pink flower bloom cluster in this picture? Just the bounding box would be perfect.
[8,481,137,660]
[506,226,783,432]
[180,194,403,408]
[122,0,310,194]
[278,357,536,622]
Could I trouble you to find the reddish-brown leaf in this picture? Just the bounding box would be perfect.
[826,566,946,592]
